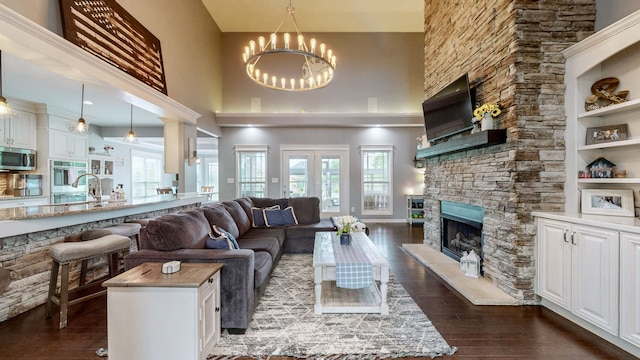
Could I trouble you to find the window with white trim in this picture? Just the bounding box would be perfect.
[236,145,268,198]
[361,145,393,215]
[131,150,163,198]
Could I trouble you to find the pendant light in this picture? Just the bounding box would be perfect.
[0,50,18,120]
[123,104,138,143]
[75,84,89,133]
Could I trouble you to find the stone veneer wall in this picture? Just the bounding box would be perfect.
[0,204,198,321]
[422,1,595,301]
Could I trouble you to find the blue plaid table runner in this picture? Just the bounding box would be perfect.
[332,234,372,289]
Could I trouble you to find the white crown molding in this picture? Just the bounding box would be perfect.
[0,4,200,124]
[215,112,423,128]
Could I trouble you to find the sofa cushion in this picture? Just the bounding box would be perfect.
[235,197,254,220]
[238,237,281,262]
[253,251,273,289]
[202,204,240,240]
[242,227,286,247]
[143,210,210,251]
[205,234,235,249]
[223,201,252,237]
[250,197,289,209]
[288,197,321,224]
[264,206,298,227]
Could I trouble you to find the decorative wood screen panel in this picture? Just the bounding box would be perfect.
[59,0,168,94]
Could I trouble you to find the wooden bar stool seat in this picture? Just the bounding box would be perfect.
[46,234,130,329]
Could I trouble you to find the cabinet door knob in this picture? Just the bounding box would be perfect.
[563,229,568,243]
[571,231,576,245]
[215,307,220,312]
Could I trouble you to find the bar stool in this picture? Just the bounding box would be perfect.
[104,223,142,252]
[46,234,130,329]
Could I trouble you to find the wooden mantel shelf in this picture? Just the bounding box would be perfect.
[416,129,507,159]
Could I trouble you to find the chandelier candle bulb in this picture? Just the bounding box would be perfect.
[254,69,260,80]
[290,78,295,89]
[320,43,326,58]
[300,78,304,89]
[271,76,276,87]
[249,40,256,55]
[284,33,290,49]
[281,78,286,88]
[310,38,316,53]
[263,73,268,84]
[298,35,304,50]
[270,33,277,50]
[259,36,265,51]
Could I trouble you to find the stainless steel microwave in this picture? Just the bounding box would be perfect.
[0,147,36,171]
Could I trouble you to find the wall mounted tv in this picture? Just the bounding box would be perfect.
[422,73,475,142]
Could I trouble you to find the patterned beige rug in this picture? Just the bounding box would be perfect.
[208,254,456,359]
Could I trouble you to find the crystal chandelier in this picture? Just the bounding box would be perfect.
[242,1,336,91]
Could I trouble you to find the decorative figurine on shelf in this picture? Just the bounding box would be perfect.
[584,77,629,111]
[473,103,501,131]
[586,157,616,178]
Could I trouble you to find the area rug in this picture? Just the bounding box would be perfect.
[208,254,456,359]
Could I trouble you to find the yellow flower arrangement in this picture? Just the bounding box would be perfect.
[473,103,501,120]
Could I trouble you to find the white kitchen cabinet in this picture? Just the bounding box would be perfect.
[104,263,222,360]
[0,110,36,149]
[620,232,640,348]
[89,155,115,194]
[536,219,619,335]
[49,129,87,161]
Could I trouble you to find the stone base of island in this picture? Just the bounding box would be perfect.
[0,193,208,322]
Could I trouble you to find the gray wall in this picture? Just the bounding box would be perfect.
[221,32,425,113]
[218,126,426,221]
[595,0,640,30]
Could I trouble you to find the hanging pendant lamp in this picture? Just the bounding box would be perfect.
[75,84,89,133]
[0,50,18,120]
[123,104,138,143]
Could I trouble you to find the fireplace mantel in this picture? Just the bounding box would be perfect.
[416,129,507,159]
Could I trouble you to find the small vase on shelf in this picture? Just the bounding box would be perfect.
[481,112,494,131]
[339,233,351,245]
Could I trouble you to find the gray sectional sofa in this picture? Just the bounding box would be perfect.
[123,196,334,333]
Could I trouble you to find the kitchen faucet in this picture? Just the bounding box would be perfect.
[71,173,102,206]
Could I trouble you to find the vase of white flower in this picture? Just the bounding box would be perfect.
[340,233,351,245]
[481,112,494,131]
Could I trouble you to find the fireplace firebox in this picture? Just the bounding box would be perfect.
[440,201,484,264]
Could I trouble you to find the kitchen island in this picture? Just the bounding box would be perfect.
[0,193,210,322]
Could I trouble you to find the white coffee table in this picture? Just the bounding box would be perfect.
[313,231,389,315]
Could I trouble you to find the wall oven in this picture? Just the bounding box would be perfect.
[0,147,36,171]
[50,160,88,203]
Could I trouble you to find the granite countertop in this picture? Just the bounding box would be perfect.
[0,194,191,220]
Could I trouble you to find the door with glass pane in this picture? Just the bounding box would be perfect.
[282,148,349,217]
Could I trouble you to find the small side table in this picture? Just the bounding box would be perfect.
[103,262,223,360]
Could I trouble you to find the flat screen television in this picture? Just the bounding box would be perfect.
[422,74,475,142]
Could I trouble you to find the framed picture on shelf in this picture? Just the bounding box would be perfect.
[585,124,628,145]
[581,189,635,217]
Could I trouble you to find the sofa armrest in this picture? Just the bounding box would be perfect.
[124,248,255,330]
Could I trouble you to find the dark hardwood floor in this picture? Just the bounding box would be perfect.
[0,223,635,359]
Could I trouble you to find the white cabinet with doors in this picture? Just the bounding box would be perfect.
[536,218,619,335]
[0,109,36,150]
[104,263,222,360]
[89,155,115,195]
[534,212,640,357]
[38,114,88,162]
[620,232,640,348]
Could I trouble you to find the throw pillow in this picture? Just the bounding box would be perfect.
[251,205,280,227]
[217,227,240,249]
[205,226,234,250]
[264,206,298,227]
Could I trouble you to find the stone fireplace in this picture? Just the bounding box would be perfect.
[440,201,483,265]
[421,1,595,302]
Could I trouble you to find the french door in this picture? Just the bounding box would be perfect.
[281,146,349,217]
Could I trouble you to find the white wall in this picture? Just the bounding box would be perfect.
[218,126,425,221]
[595,0,640,31]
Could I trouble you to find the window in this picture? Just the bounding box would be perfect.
[361,145,394,215]
[131,150,162,197]
[236,145,268,198]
